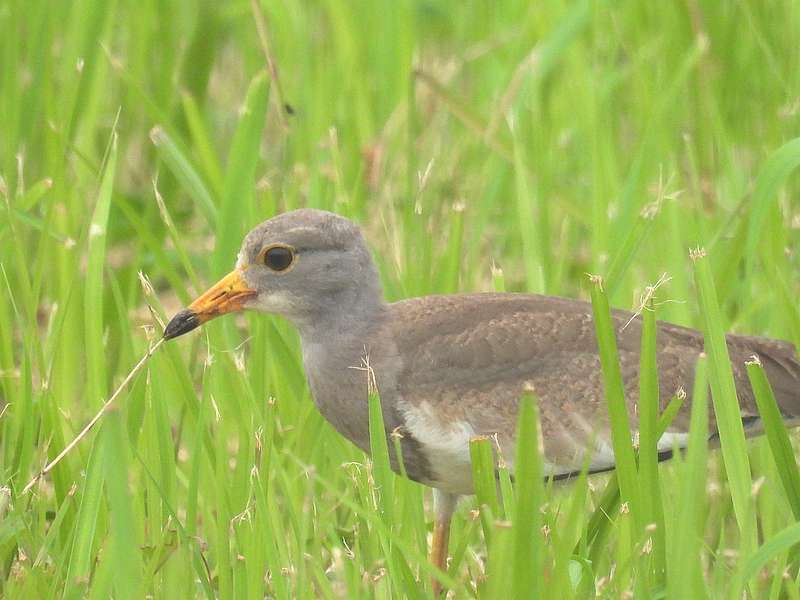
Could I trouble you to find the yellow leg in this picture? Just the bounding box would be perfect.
[431,490,458,596]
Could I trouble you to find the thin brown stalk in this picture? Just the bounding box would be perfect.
[22,337,165,494]
[250,0,290,131]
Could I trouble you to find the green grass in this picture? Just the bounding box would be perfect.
[2,0,800,597]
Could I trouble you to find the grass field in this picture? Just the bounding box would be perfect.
[3,0,800,598]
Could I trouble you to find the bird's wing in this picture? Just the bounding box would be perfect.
[384,293,800,480]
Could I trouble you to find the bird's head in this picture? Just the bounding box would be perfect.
[163,208,382,340]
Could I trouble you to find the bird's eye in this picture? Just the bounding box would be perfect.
[262,245,295,271]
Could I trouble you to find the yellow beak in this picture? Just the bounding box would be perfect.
[163,268,257,340]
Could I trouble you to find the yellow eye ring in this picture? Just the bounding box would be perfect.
[258,244,296,272]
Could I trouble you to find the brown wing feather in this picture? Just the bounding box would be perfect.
[386,293,800,472]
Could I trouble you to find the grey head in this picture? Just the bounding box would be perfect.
[163,209,385,339]
[238,209,385,325]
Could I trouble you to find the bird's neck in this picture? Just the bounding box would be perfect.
[290,278,386,340]
[295,295,387,353]
[293,295,387,451]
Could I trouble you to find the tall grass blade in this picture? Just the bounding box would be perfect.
[150,126,218,227]
[744,137,800,275]
[368,377,394,522]
[62,435,106,599]
[214,71,269,276]
[730,522,800,600]
[667,355,709,600]
[84,135,117,407]
[691,249,757,553]
[589,276,640,521]
[511,392,544,599]
[469,435,499,541]
[637,295,666,581]
[746,358,800,520]
[102,410,144,600]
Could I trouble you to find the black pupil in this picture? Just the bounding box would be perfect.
[264,247,293,271]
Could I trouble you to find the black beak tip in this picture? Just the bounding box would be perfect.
[163,309,201,340]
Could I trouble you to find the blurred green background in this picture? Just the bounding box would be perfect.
[2,0,800,598]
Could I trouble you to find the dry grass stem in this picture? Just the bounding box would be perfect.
[22,337,165,494]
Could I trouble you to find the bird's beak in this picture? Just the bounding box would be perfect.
[163,268,257,340]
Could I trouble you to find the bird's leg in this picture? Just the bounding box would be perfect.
[431,489,458,596]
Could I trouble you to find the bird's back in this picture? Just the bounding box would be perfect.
[379,292,800,492]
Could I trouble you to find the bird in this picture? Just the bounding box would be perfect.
[164,208,800,595]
